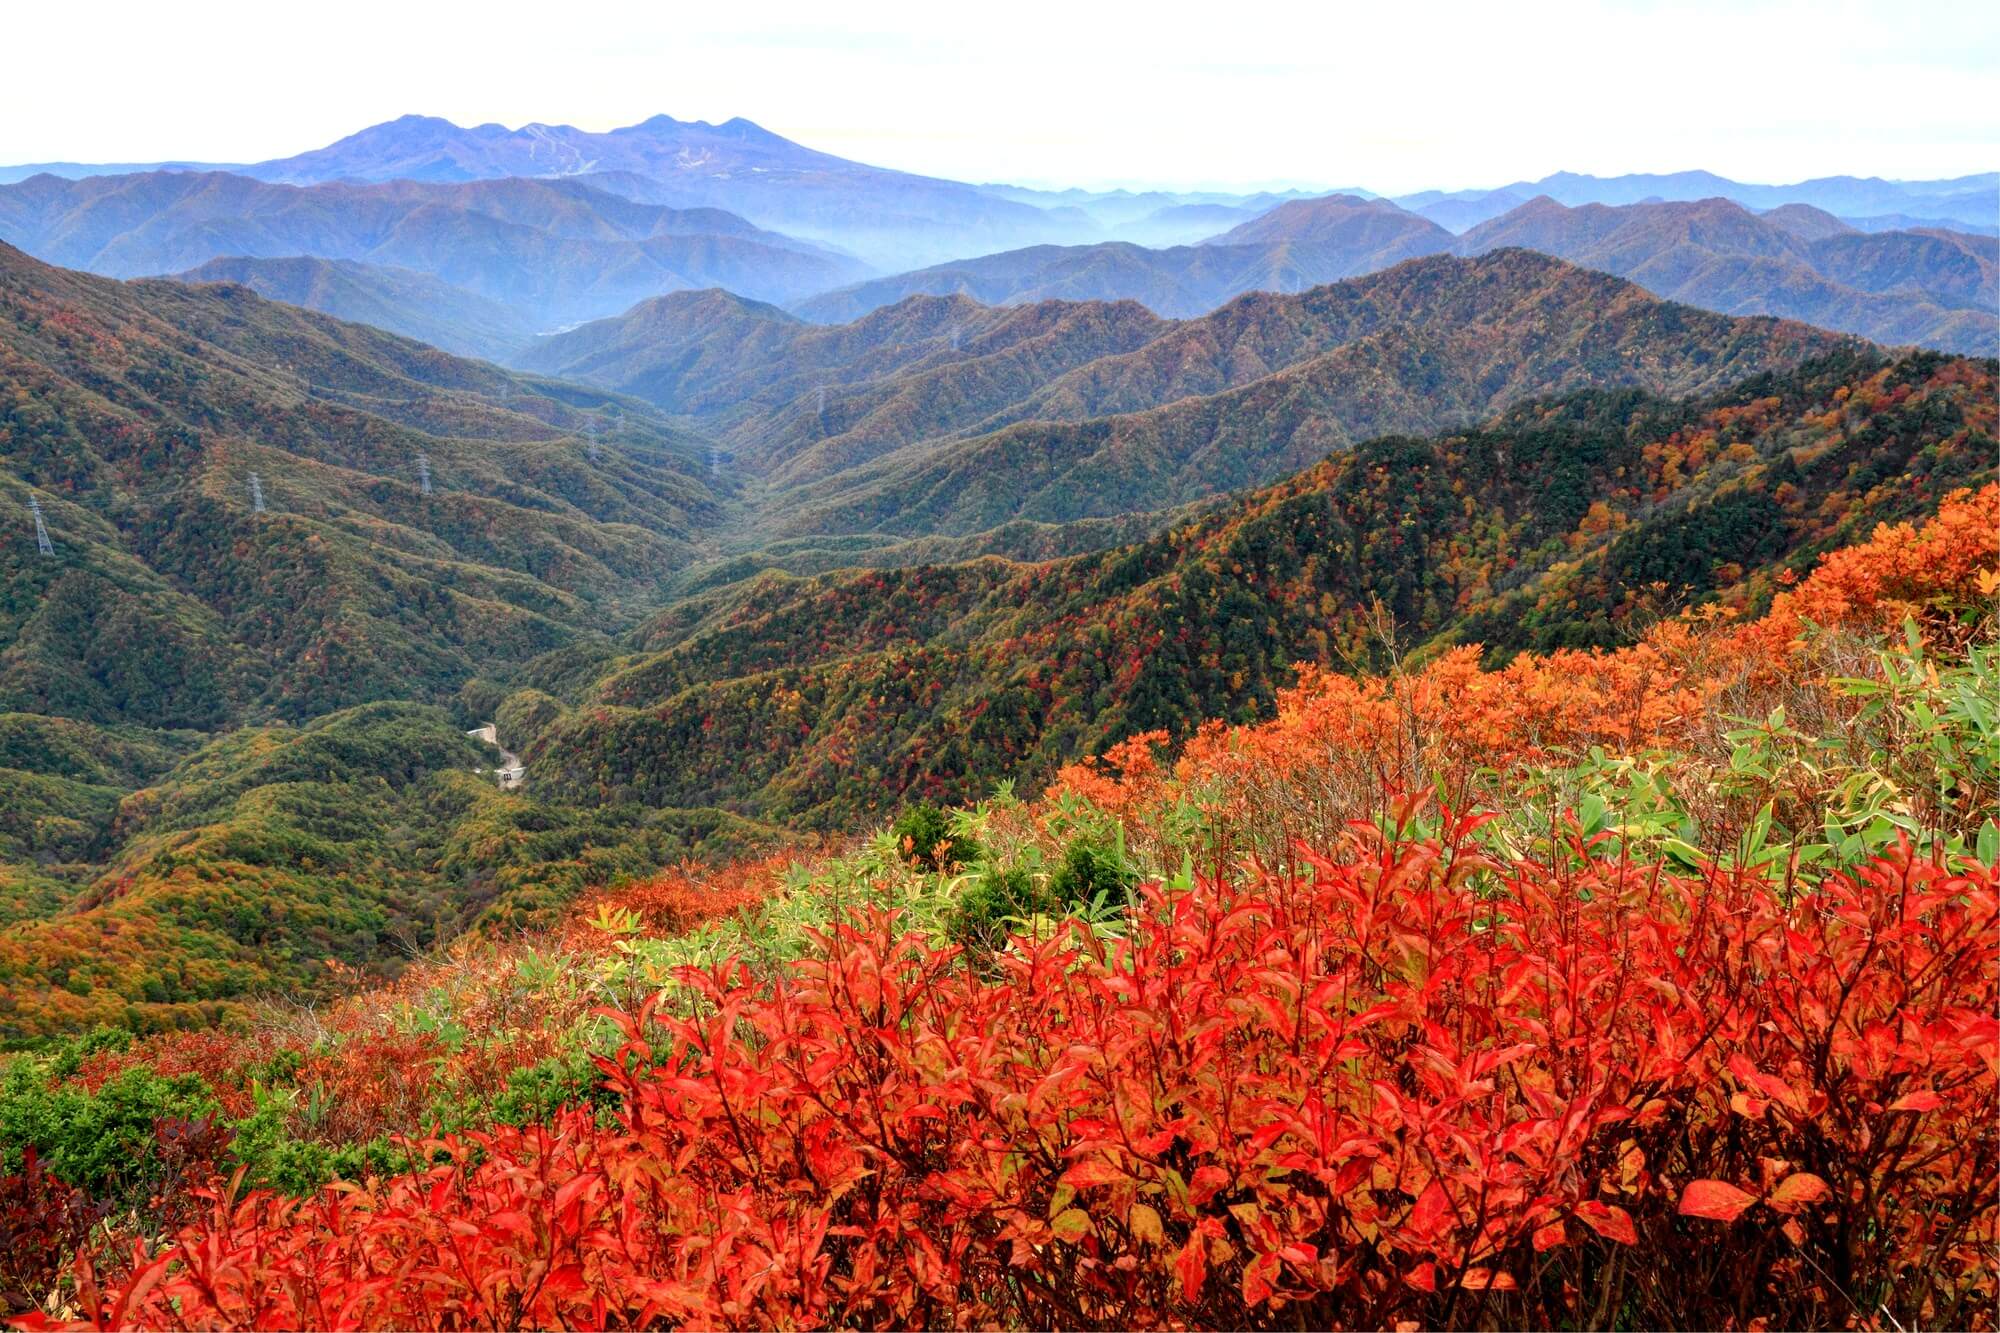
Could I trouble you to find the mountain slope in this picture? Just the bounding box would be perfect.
[0,172,865,328]
[172,256,535,361]
[524,347,1995,825]
[0,241,728,729]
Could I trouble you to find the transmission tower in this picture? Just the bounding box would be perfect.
[417,452,433,496]
[248,472,266,513]
[28,497,54,556]
[948,325,960,351]
[585,419,601,464]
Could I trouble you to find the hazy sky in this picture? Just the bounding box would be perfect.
[7,0,1995,193]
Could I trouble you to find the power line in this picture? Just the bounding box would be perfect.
[28,497,54,557]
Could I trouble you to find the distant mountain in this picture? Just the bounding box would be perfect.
[172,256,534,361]
[1756,204,1857,242]
[1515,170,1999,227]
[758,250,1857,539]
[525,346,1994,825]
[790,196,1456,324]
[222,114,1096,269]
[1203,193,1451,258]
[0,171,864,329]
[791,241,1319,322]
[0,241,727,730]
[1842,212,2000,238]
[1113,203,1264,247]
[1405,190,1530,232]
[977,184,1337,230]
[1455,196,1997,354]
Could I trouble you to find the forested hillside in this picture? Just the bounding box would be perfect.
[0,241,725,728]
[522,348,1994,824]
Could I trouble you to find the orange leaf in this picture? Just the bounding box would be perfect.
[1679,1179,1758,1222]
[1576,1201,1638,1245]
[1887,1090,1942,1112]
[1767,1173,1830,1214]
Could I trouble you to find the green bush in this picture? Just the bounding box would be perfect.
[1048,838,1139,911]
[490,1050,616,1127]
[944,863,1046,946]
[0,1056,217,1198]
[891,803,983,871]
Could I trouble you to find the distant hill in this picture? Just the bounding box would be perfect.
[757,250,1857,538]
[519,288,1172,489]
[524,347,1995,825]
[1455,196,1997,354]
[172,256,535,361]
[0,241,728,729]
[0,172,865,329]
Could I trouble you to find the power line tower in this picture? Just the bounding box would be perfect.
[248,472,266,513]
[585,419,601,464]
[28,497,54,556]
[417,451,433,496]
[948,325,960,351]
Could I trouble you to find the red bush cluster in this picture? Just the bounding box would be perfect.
[39,815,1996,1330]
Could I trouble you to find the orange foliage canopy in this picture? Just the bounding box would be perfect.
[1054,484,1999,822]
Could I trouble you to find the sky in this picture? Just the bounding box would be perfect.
[6,0,1996,194]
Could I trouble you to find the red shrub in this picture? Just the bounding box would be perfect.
[41,821,1997,1331]
[1,1153,106,1319]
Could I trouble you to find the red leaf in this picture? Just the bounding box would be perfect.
[1886,1090,1942,1112]
[1173,1235,1207,1302]
[1679,1179,1758,1222]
